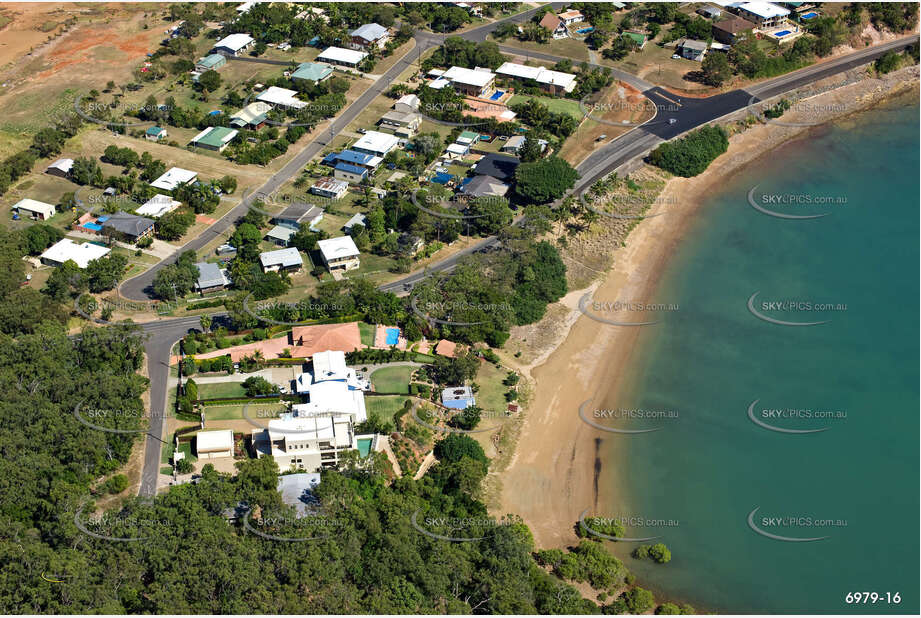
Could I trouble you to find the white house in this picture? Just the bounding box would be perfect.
[349,23,390,51]
[46,158,73,178]
[351,130,399,158]
[442,66,496,97]
[394,94,420,114]
[256,86,307,110]
[135,194,181,218]
[495,62,577,94]
[310,177,349,200]
[317,46,368,68]
[213,33,255,56]
[13,198,55,220]
[735,1,790,27]
[557,9,584,25]
[195,429,234,459]
[40,238,111,268]
[317,236,360,272]
[150,167,198,192]
[259,247,303,273]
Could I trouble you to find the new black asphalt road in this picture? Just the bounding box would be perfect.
[131,24,918,496]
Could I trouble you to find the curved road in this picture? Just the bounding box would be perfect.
[133,22,918,496]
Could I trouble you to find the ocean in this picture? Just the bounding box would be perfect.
[605,94,919,613]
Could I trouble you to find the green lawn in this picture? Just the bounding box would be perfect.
[204,402,287,421]
[365,395,410,424]
[359,322,376,347]
[473,361,511,414]
[370,365,415,394]
[196,381,247,400]
[508,95,584,120]
[162,438,196,465]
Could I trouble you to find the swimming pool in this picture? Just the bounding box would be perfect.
[385,327,400,346]
[800,11,817,19]
[489,90,504,101]
[81,222,103,231]
[774,29,792,37]
[357,438,372,458]
[576,26,594,34]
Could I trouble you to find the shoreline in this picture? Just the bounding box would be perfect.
[492,64,920,558]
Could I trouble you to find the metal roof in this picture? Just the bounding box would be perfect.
[350,23,388,41]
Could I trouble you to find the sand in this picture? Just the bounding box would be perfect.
[494,64,920,550]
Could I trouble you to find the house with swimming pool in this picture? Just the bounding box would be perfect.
[441,386,476,410]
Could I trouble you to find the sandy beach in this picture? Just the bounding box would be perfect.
[494,64,920,550]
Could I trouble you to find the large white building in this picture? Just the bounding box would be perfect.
[253,349,369,471]
[40,238,111,268]
[256,86,307,110]
[317,236,360,272]
[317,46,368,68]
[735,1,790,27]
[13,198,56,220]
[196,429,234,459]
[442,66,496,97]
[213,33,255,56]
[135,194,181,218]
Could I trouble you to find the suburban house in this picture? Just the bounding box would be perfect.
[557,9,584,25]
[195,53,226,72]
[13,198,55,220]
[473,153,520,182]
[40,238,111,268]
[342,212,367,233]
[135,194,181,218]
[456,130,480,147]
[212,33,255,56]
[348,23,390,51]
[323,149,383,171]
[441,386,476,410]
[398,233,424,257]
[377,110,421,137]
[678,39,709,61]
[194,261,231,293]
[190,126,238,151]
[145,126,168,141]
[265,225,297,247]
[317,236,360,272]
[394,93,420,113]
[291,61,333,84]
[288,322,362,357]
[442,66,496,97]
[150,167,197,192]
[317,46,368,68]
[45,158,73,178]
[446,142,469,158]
[296,350,369,394]
[102,211,155,242]
[734,1,790,27]
[712,15,756,44]
[539,12,569,38]
[500,135,526,154]
[195,429,234,459]
[310,177,349,200]
[351,130,399,158]
[256,86,307,110]
[230,102,269,129]
[273,202,325,229]
[259,247,303,273]
[334,162,368,183]
[495,61,577,94]
[461,174,510,198]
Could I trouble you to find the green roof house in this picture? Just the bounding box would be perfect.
[622,31,648,49]
[190,126,239,152]
[145,126,167,141]
[291,62,333,83]
[457,130,480,145]
[196,54,227,72]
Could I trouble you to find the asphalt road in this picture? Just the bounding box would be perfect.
[131,22,918,496]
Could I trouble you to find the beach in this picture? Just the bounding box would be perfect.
[493,63,920,551]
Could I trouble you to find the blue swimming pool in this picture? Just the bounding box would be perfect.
[81,222,103,231]
[385,327,400,345]
[800,11,817,19]
[576,26,594,34]
[431,172,454,184]
[489,90,504,101]
[774,29,792,37]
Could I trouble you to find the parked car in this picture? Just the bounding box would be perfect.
[671,54,681,59]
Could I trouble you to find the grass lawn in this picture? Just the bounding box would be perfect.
[365,395,410,424]
[359,322,376,347]
[474,361,511,414]
[371,365,415,394]
[204,402,286,421]
[508,94,584,120]
[197,381,247,400]
[162,436,196,465]
[494,37,592,62]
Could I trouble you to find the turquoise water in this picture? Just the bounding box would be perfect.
[610,96,919,613]
[357,437,372,458]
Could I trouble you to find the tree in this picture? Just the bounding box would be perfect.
[648,543,672,563]
[514,156,579,205]
[621,587,655,614]
[199,315,212,333]
[518,136,542,163]
[198,69,222,92]
[701,51,732,86]
[468,196,513,235]
[657,603,681,614]
[434,433,488,465]
[219,175,237,194]
[648,125,728,177]
[85,254,129,293]
[242,376,278,397]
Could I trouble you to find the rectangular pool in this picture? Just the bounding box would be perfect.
[385,327,400,346]
[357,438,372,457]
[774,30,792,37]
[800,12,818,19]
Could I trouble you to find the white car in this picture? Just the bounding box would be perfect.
[672,54,681,59]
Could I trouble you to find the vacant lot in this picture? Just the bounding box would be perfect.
[197,381,247,400]
[371,365,415,394]
[508,94,583,119]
